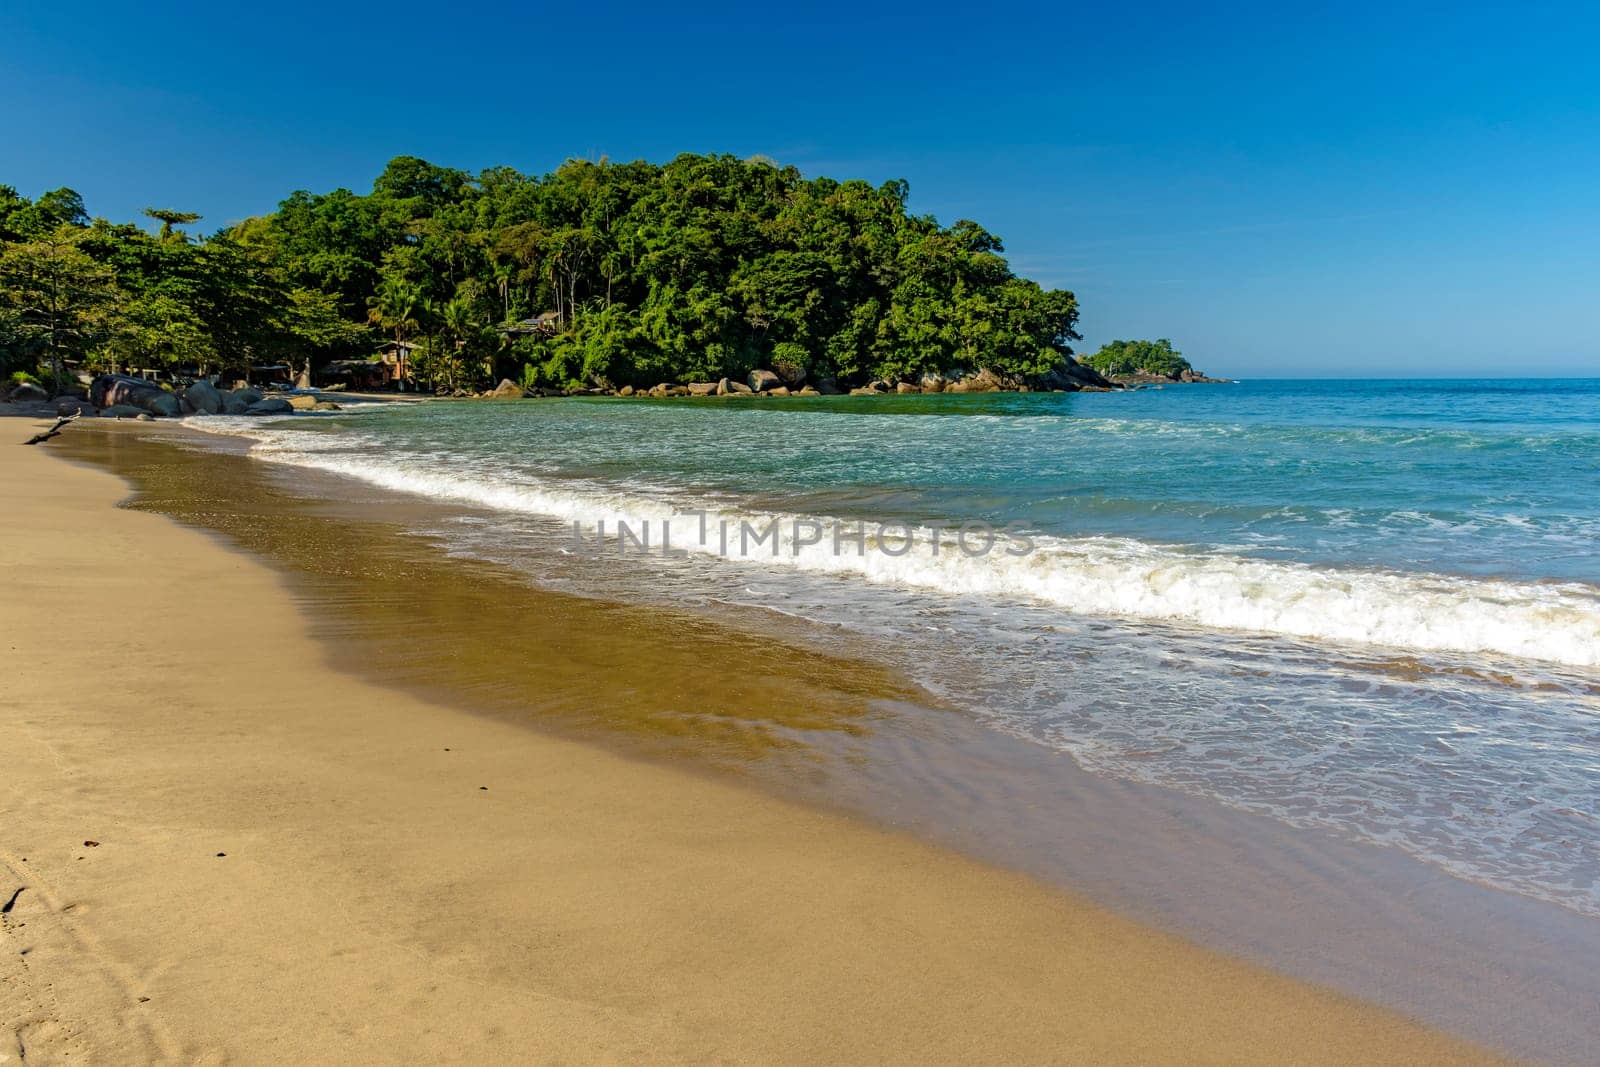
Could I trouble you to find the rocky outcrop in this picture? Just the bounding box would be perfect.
[244,397,294,416]
[896,382,920,394]
[101,403,148,418]
[814,377,842,395]
[90,374,180,416]
[489,379,526,398]
[183,380,223,414]
[8,382,48,403]
[285,394,320,411]
[686,382,719,396]
[747,369,782,393]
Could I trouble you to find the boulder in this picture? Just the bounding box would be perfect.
[848,387,879,396]
[54,396,97,417]
[774,364,807,388]
[489,379,525,398]
[715,377,732,396]
[919,373,947,393]
[766,386,792,397]
[797,386,820,397]
[814,377,842,395]
[896,382,921,394]
[867,380,891,393]
[90,374,177,413]
[314,400,342,411]
[135,413,155,422]
[244,397,295,416]
[183,380,223,415]
[947,380,971,393]
[285,393,319,411]
[8,382,49,403]
[686,381,719,396]
[748,369,782,393]
[101,404,147,418]
[220,391,251,415]
[648,383,671,397]
[728,381,754,394]
[618,385,635,397]
[179,394,196,414]
[234,387,264,407]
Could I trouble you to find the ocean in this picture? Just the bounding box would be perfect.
[190,378,1600,919]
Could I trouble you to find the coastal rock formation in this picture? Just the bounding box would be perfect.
[101,403,148,418]
[919,374,947,393]
[686,382,719,396]
[490,379,526,398]
[8,382,49,403]
[766,385,792,397]
[748,369,782,393]
[896,382,920,394]
[184,380,223,414]
[90,374,181,416]
[221,391,251,415]
[286,394,320,411]
[814,377,842,395]
[619,385,635,397]
[54,396,97,417]
[245,397,294,416]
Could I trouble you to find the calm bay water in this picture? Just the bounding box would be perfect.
[191,379,1600,916]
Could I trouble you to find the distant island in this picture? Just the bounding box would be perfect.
[2,156,1223,404]
[1082,338,1227,386]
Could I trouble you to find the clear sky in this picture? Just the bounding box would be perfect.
[3,1,1597,377]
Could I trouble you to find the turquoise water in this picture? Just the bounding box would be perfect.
[192,379,1600,916]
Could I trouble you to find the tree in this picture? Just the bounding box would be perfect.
[143,207,203,242]
[0,224,124,390]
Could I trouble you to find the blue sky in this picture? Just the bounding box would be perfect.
[3,1,1597,377]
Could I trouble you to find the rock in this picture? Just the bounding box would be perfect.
[774,364,807,388]
[715,377,732,396]
[896,382,921,394]
[619,385,635,397]
[183,380,223,415]
[8,382,48,403]
[179,394,196,414]
[748,369,782,393]
[686,381,719,396]
[867,380,891,393]
[766,385,792,397]
[285,394,319,411]
[244,397,294,416]
[848,387,879,396]
[648,383,671,397]
[101,404,147,418]
[488,379,526,398]
[946,380,971,393]
[234,387,264,407]
[728,381,754,394]
[135,413,154,421]
[90,374,178,415]
[220,391,251,415]
[797,386,820,397]
[314,400,342,411]
[919,374,947,393]
[54,397,97,417]
[814,377,842,395]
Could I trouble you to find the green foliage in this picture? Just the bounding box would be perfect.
[1082,338,1191,378]
[1,155,1084,392]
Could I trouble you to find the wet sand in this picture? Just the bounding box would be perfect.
[2,425,1507,1063]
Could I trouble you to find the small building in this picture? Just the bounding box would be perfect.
[375,341,420,388]
[497,311,562,339]
[319,359,390,391]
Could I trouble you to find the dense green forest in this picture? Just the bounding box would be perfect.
[1,154,1086,393]
[1081,338,1191,378]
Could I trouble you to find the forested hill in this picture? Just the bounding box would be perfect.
[2,154,1083,392]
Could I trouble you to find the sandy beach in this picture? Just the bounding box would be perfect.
[1,429,1503,1064]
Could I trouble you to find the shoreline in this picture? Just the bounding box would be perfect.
[0,426,1505,1063]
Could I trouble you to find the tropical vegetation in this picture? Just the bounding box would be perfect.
[2,154,1085,393]
[1081,338,1191,379]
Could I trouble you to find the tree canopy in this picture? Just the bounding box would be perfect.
[1081,338,1191,378]
[2,155,1086,392]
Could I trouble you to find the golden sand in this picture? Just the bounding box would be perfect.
[0,431,1504,1064]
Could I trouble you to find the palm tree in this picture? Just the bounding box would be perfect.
[367,276,423,386]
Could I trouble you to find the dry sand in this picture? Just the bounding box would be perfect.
[0,433,1503,1064]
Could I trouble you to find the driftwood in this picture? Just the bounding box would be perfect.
[22,411,80,445]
